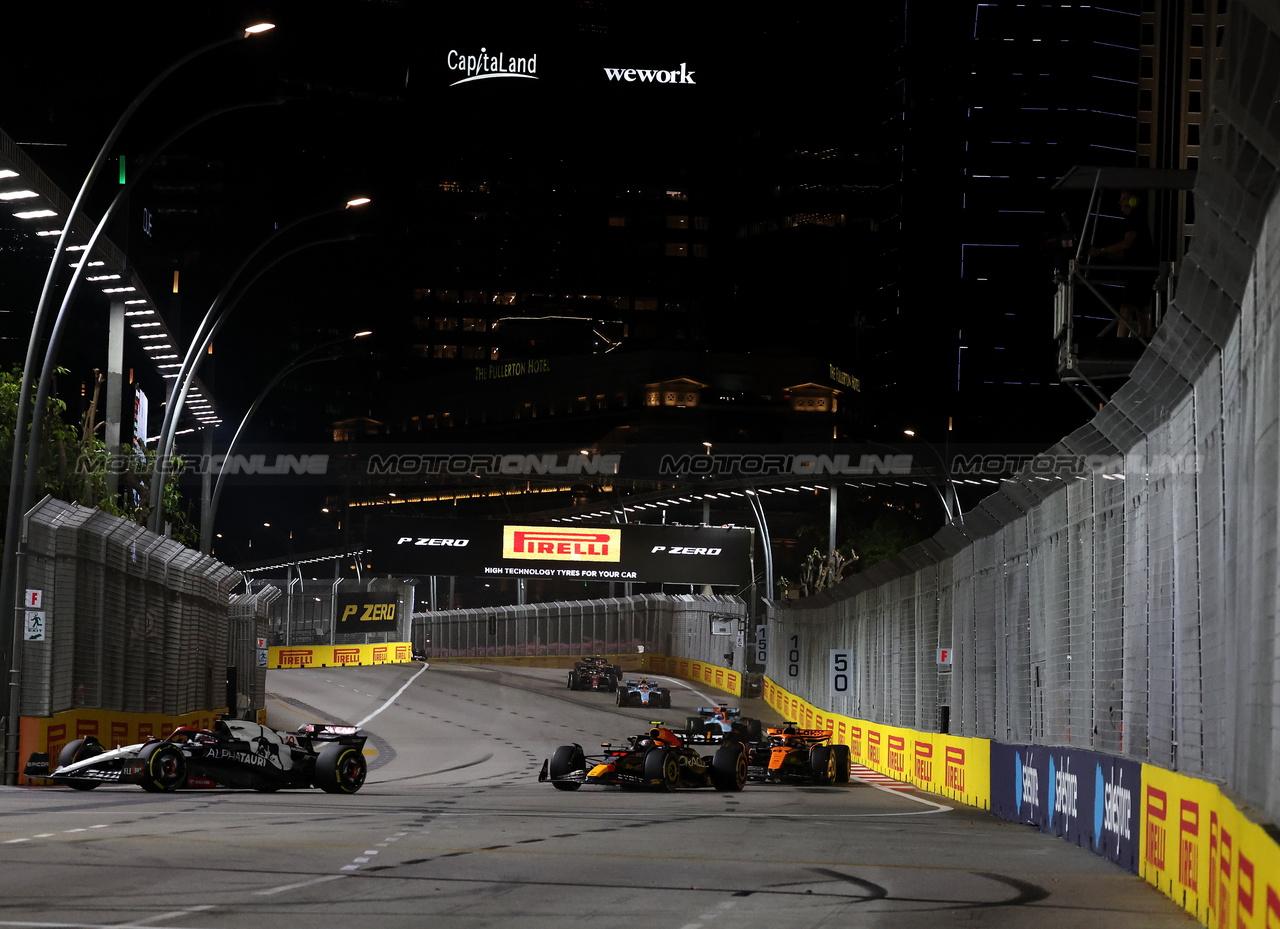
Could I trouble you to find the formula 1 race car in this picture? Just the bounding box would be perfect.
[539,723,747,791]
[567,656,621,692]
[683,705,764,744]
[24,717,368,794]
[746,723,851,785]
[615,678,671,708]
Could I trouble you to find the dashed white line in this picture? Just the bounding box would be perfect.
[128,905,213,925]
[255,875,346,897]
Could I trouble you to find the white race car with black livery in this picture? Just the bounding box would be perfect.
[24,717,368,794]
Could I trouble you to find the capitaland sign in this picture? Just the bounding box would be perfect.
[447,47,538,86]
[603,63,697,84]
[503,526,621,562]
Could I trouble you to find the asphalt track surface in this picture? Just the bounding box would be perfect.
[0,663,1195,928]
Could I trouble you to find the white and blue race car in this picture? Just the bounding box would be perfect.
[615,678,672,708]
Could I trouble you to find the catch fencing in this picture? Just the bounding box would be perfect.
[769,0,1280,827]
[416,593,747,665]
[16,497,242,718]
[244,576,413,646]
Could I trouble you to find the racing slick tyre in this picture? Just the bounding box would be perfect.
[644,747,680,791]
[548,744,585,791]
[710,741,748,791]
[136,742,187,792]
[833,744,852,783]
[746,718,764,743]
[315,742,368,794]
[660,691,671,709]
[567,673,579,691]
[616,690,629,707]
[57,737,105,790]
[809,744,837,786]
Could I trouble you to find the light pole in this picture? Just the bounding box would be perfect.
[902,429,963,527]
[147,199,370,533]
[21,99,283,527]
[200,331,373,552]
[1,22,276,770]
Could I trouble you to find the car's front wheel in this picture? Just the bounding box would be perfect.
[136,742,187,792]
[809,745,836,785]
[57,737,104,791]
[548,744,585,791]
[710,741,748,791]
[832,744,852,783]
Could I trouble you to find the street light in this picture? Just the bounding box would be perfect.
[147,198,371,533]
[200,331,373,551]
[902,429,963,527]
[1,22,276,773]
[20,99,284,532]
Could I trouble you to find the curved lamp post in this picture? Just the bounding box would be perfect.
[1,20,276,779]
[200,331,372,552]
[901,429,963,527]
[21,100,284,521]
[146,198,371,533]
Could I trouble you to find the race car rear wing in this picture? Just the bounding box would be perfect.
[766,726,833,740]
[695,706,741,718]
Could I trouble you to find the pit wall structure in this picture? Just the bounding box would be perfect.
[760,5,1280,925]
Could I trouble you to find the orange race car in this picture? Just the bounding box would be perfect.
[745,723,851,785]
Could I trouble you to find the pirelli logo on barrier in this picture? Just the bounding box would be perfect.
[503,526,621,562]
[278,649,314,668]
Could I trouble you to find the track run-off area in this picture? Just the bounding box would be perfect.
[0,663,1193,928]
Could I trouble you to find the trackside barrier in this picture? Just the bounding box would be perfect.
[991,741,1142,873]
[413,652,743,697]
[1140,764,1280,927]
[648,656,742,697]
[267,642,412,669]
[762,677,990,810]
[18,705,236,787]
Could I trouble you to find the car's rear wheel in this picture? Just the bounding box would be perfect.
[746,718,764,742]
[315,742,367,794]
[644,748,680,791]
[136,742,187,792]
[57,737,104,790]
[809,745,836,785]
[548,744,585,791]
[833,744,852,783]
[711,741,748,791]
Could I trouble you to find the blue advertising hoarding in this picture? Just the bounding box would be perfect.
[990,742,1142,873]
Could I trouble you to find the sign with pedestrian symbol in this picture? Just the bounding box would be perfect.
[25,611,47,641]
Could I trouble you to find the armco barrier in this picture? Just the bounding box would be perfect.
[268,642,413,669]
[421,652,744,698]
[648,656,741,697]
[763,677,990,810]
[1140,764,1280,927]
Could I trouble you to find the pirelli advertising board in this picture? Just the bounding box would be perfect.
[369,517,752,586]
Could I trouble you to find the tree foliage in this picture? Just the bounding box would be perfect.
[0,366,196,551]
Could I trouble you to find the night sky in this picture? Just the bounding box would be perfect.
[1,1,1140,567]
